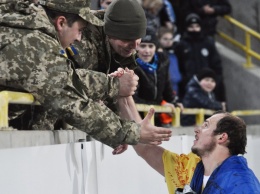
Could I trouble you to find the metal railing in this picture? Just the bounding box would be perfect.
[136,104,260,127]
[218,15,260,68]
[1,91,260,129]
[136,104,215,127]
[0,91,36,129]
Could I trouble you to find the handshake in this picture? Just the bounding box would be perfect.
[109,67,138,97]
[109,68,172,155]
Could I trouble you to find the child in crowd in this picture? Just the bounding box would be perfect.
[158,27,182,96]
[181,68,226,126]
[134,29,182,126]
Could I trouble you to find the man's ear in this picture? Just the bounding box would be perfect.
[218,133,228,143]
[55,16,66,31]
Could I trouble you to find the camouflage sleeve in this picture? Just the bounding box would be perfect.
[0,29,140,148]
[40,65,140,148]
[75,68,119,101]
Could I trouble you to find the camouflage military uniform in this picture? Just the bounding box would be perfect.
[0,1,140,148]
[68,10,138,74]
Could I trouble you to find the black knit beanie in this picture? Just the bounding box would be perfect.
[185,13,201,27]
[104,0,147,40]
[197,68,217,82]
[141,29,158,47]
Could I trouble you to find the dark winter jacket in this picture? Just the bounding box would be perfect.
[181,76,222,126]
[134,52,175,105]
[174,32,222,99]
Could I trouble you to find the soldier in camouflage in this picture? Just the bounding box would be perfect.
[68,0,146,74]
[66,0,151,153]
[0,0,172,148]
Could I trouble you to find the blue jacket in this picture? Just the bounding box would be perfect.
[191,156,260,194]
[168,52,182,95]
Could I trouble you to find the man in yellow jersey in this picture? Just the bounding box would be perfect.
[133,111,260,193]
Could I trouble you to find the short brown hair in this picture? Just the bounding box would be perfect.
[213,111,247,155]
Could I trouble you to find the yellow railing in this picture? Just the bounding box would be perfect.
[136,104,214,127]
[1,91,260,129]
[231,110,260,117]
[0,91,36,129]
[218,15,260,68]
[136,104,260,127]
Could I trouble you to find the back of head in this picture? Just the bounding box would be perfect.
[104,0,147,40]
[38,0,103,26]
[213,111,247,155]
[185,13,201,28]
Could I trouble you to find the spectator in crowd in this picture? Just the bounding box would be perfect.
[141,0,164,33]
[133,111,260,193]
[0,0,172,148]
[159,0,176,31]
[174,13,225,101]
[181,68,226,126]
[133,29,182,126]
[158,27,182,96]
[182,0,232,37]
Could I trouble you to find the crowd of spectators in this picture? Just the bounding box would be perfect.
[132,0,231,127]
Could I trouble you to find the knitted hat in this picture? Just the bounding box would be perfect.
[185,13,201,27]
[104,0,147,40]
[197,68,217,82]
[141,29,158,47]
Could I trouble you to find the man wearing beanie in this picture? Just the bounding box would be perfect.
[66,0,160,153]
[69,0,147,73]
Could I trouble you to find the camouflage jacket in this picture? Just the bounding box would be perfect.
[0,1,140,148]
[68,10,138,74]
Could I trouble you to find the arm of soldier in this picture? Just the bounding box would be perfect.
[76,69,119,100]
[37,79,141,148]
[33,62,171,149]
[76,68,138,100]
[133,143,166,176]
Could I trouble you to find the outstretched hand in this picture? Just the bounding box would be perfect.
[139,108,172,145]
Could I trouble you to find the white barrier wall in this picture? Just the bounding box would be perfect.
[0,133,259,194]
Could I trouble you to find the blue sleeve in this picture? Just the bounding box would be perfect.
[163,0,176,23]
